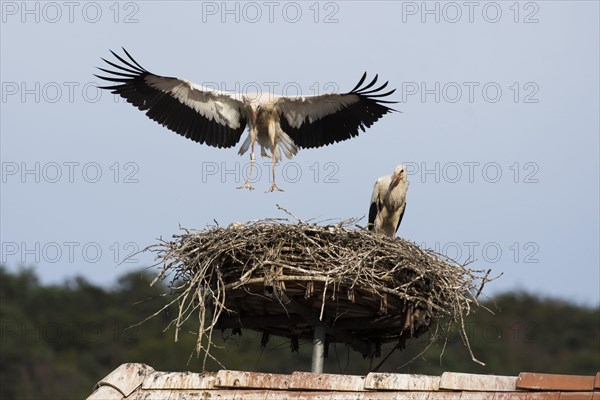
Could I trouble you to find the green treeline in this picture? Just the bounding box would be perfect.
[1,266,598,399]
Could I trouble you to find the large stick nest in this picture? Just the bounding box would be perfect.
[148,216,493,369]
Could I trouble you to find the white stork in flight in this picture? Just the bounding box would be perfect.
[95,48,397,192]
[368,164,409,238]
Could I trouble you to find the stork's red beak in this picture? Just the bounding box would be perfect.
[391,174,401,188]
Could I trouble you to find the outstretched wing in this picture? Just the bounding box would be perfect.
[95,48,247,148]
[274,73,397,149]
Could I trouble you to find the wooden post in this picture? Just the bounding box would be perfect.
[311,324,326,373]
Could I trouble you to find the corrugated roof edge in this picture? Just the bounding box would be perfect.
[86,364,600,400]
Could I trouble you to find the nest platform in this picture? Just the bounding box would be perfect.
[149,218,489,365]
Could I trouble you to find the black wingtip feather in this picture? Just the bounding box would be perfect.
[96,67,138,78]
[367,88,397,98]
[109,49,145,73]
[349,72,368,93]
[360,80,389,95]
[121,47,147,72]
[100,57,140,74]
[359,74,379,92]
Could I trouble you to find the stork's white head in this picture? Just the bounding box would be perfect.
[390,164,407,188]
[242,96,261,122]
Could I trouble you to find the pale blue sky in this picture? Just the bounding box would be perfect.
[1,1,598,304]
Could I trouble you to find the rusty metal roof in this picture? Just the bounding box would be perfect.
[87,363,600,400]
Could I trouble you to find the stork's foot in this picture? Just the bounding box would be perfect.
[265,183,284,193]
[237,181,255,191]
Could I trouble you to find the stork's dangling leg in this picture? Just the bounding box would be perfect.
[265,153,283,192]
[238,151,255,190]
[266,139,284,193]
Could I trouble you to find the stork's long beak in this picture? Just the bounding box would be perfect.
[390,174,401,188]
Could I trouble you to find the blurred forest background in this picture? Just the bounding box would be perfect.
[1,265,598,399]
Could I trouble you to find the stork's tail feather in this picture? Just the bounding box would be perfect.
[238,135,251,156]
[278,131,299,160]
[260,146,269,158]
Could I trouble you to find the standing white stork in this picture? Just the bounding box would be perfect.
[368,164,409,238]
[95,48,397,192]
